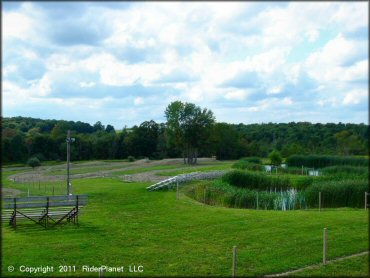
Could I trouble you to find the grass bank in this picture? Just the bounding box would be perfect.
[2,177,368,277]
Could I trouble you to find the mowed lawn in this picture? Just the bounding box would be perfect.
[1,177,368,277]
[290,254,369,277]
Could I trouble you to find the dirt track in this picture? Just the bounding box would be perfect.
[6,158,216,183]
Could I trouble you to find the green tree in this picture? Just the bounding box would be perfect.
[105,124,115,133]
[269,149,282,166]
[334,130,365,155]
[281,143,304,157]
[211,123,239,160]
[51,122,69,140]
[165,101,215,165]
[93,121,105,132]
[27,157,41,169]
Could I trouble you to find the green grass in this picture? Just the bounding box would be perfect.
[2,176,368,277]
[2,163,26,168]
[1,161,368,276]
[290,253,369,277]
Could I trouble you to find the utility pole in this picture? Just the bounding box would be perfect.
[66,130,75,195]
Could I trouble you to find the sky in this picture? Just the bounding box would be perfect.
[2,1,368,129]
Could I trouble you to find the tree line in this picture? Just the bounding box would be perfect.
[2,101,368,164]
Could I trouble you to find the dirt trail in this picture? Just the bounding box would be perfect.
[7,158,216,183]
[1,188,22,197]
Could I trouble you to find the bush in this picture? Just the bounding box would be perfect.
[239,157,262,164]
[286,155,369,168]
[269,150,282,166]
[304,179,368,208]
[127,156,135,162]
[27,157,41,168]
[232,157,263,171]
[34,153,46,162]
[232,161,263,171]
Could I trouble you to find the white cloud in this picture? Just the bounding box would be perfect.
[3,11,34,40]
[3,65,18,76]
[306,33,362,68]
[342,90,367,105]
[248,48,290,75]
[79,81,95,88]
[267,86,283,95]
[224,90,249,101]
[330,2,368,31]
[281,97,293,106]
[306,29,319,42]
[134,97,144,106]
[2,2,368,126]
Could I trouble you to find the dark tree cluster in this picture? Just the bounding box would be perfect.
[1,103,368,164]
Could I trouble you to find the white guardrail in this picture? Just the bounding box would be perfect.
[146,170,227,191]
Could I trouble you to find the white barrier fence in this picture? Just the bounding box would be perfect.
[146,170,227,191]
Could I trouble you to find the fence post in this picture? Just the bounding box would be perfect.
[323,228,327,264]
[232,245,237,277]
[301,165,303,175]
[99,269,103,277]
[203,187,206,205]
[256,191,259,210]
[319,192,321,211]
[176,180,179,200]
[365,192,368,210]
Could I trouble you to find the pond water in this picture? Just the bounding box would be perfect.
[256,188,307,211]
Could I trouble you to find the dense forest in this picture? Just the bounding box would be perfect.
[1,109,368,164]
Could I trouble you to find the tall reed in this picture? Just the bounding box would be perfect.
[286,155,368,168]
[222,170,313,190]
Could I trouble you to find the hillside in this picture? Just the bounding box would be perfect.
[1,116,368,164]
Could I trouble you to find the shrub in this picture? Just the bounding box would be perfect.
[34,153,46,161]
[27,157,41,169]
[239,157,262,164]
[269,150,282,166]
[232,161,263,171]
[127,156,135,162]
[286,155,369,168]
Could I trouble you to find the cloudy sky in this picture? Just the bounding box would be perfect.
[2,2,368,129]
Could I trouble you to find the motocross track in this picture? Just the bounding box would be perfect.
[7,158,217,183]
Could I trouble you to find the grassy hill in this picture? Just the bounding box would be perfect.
[1,161,368,277]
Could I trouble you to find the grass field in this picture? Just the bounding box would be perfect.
[290,253,369,277]
[1,160,369,277]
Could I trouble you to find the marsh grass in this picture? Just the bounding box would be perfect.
[286,155,369,168]
[222,170,313,191]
